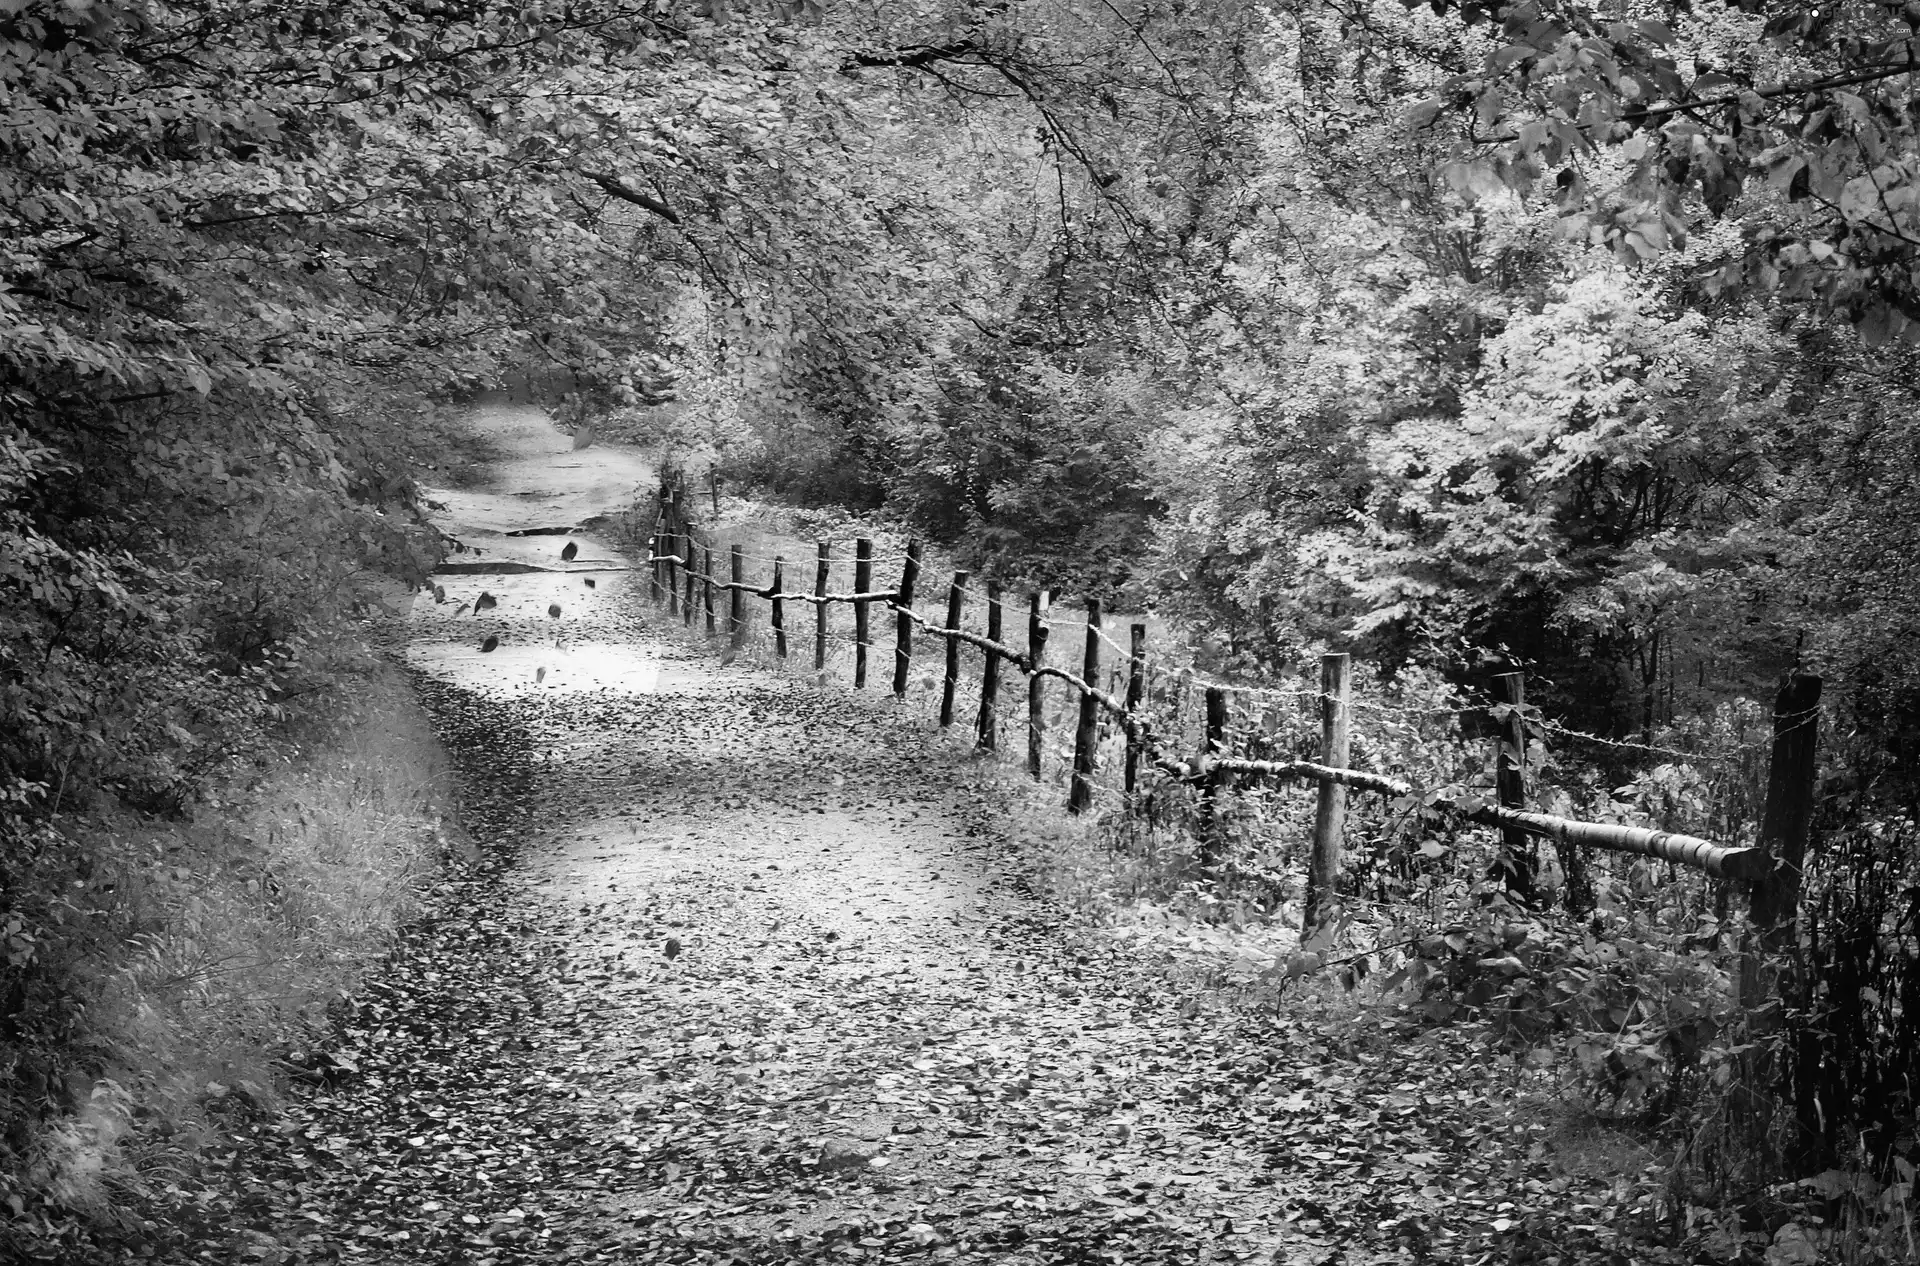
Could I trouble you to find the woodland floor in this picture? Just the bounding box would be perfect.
[149,405,1682,1266]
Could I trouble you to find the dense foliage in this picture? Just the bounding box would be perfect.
[9,0,1920,1253]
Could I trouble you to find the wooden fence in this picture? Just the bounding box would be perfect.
[640,498,1822,945]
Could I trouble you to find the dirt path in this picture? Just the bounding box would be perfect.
[171,405,1648,1266]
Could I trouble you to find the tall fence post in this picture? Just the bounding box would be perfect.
[940,571,967,726]
[1198,687,1228,862]
[664,489,681,617]
[708,465,720,516]
[976,582,1002,752]
[1124,622,1147,795]
[681,532,696,626]
[1749,672,1824,953]
[1492,671,1538,906]
[814,541,830,672]
[1027,592,1049,780]
[770,557,787,659]
[854,538,873,689]
[729,544,745,650]
[701,543,716,636]
[892,540,922,697]
[1068,598,1102,814]
[1303,653,1351,939]
[1736,671,1824,1155]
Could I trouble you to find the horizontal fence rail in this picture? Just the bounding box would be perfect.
[632,479,1798,949]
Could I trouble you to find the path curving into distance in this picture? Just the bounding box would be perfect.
[167,401,1645,1266]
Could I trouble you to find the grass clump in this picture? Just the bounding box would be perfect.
[1,659,458,1261]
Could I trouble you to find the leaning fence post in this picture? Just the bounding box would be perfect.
[1198,687,1229,862]
[1124,623,1147,795]
[1302,653,1351,939]
[1492,671,1538,906]
[940,572,968,726]
[854,538,873,689]
[729,544,745,650]
[976,581,1002,751]
[1027,592,1049,780]
[892,540,922,697]
[771,557,787,659]
[814,541,830,672]
[1068,598,1102,814]
[701,543,716,636]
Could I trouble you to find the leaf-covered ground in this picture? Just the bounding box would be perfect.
[142,409,1678,1265]
[151,616,1675,1265]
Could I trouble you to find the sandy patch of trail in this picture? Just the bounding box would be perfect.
[165,403,1633,1266]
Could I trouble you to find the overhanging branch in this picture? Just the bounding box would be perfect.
[583,172,680,224]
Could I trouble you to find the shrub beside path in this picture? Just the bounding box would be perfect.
[167,403,1661,1266]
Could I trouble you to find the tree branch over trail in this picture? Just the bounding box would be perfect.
[583,172,681,223]
[840,1,1010,74]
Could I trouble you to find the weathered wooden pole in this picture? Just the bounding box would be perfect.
[708,465,720,515]
[728,544,746,650]
[1492,671,1538,906]
[1198,687,1229,862]
[1750,673,1824,951]
[701,543,716,636]
[1027,592,1049,780]
[854,538,873,689]
[664,490,681,617]
[1736,672,1824,1154]
[814,541,830,672]
[1302,653,1351,938]
[1124,622,1147,795]
[940,571,968,726]
[976,581,1003,752]
[1068,598,1102,814]
[682,533,696,626]
[892,540,922,698]
[770,557,787,659]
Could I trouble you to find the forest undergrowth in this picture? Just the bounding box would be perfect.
[1,653,459,1262]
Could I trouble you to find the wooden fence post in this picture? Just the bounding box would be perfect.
[940,571,967,726]
[814,541,830,672]
[708,465,720,515]
[1492,671,1538,906]
[1303,653,1351,939]
[1749,673,1824,952]
[701,543,716,636]
[892,540,922,697]
[1027,592,1049,780]
[1069,598,1102,813]
[1124,622,1147,795]
[854,538,873,689]
[1198,687,1228,862]
[771,557,787,659]
[664,490,681,617]
[976,581,1002,751]
[1736,671,1824,1154]
[682,531,696,626]
[729,544,745,649]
